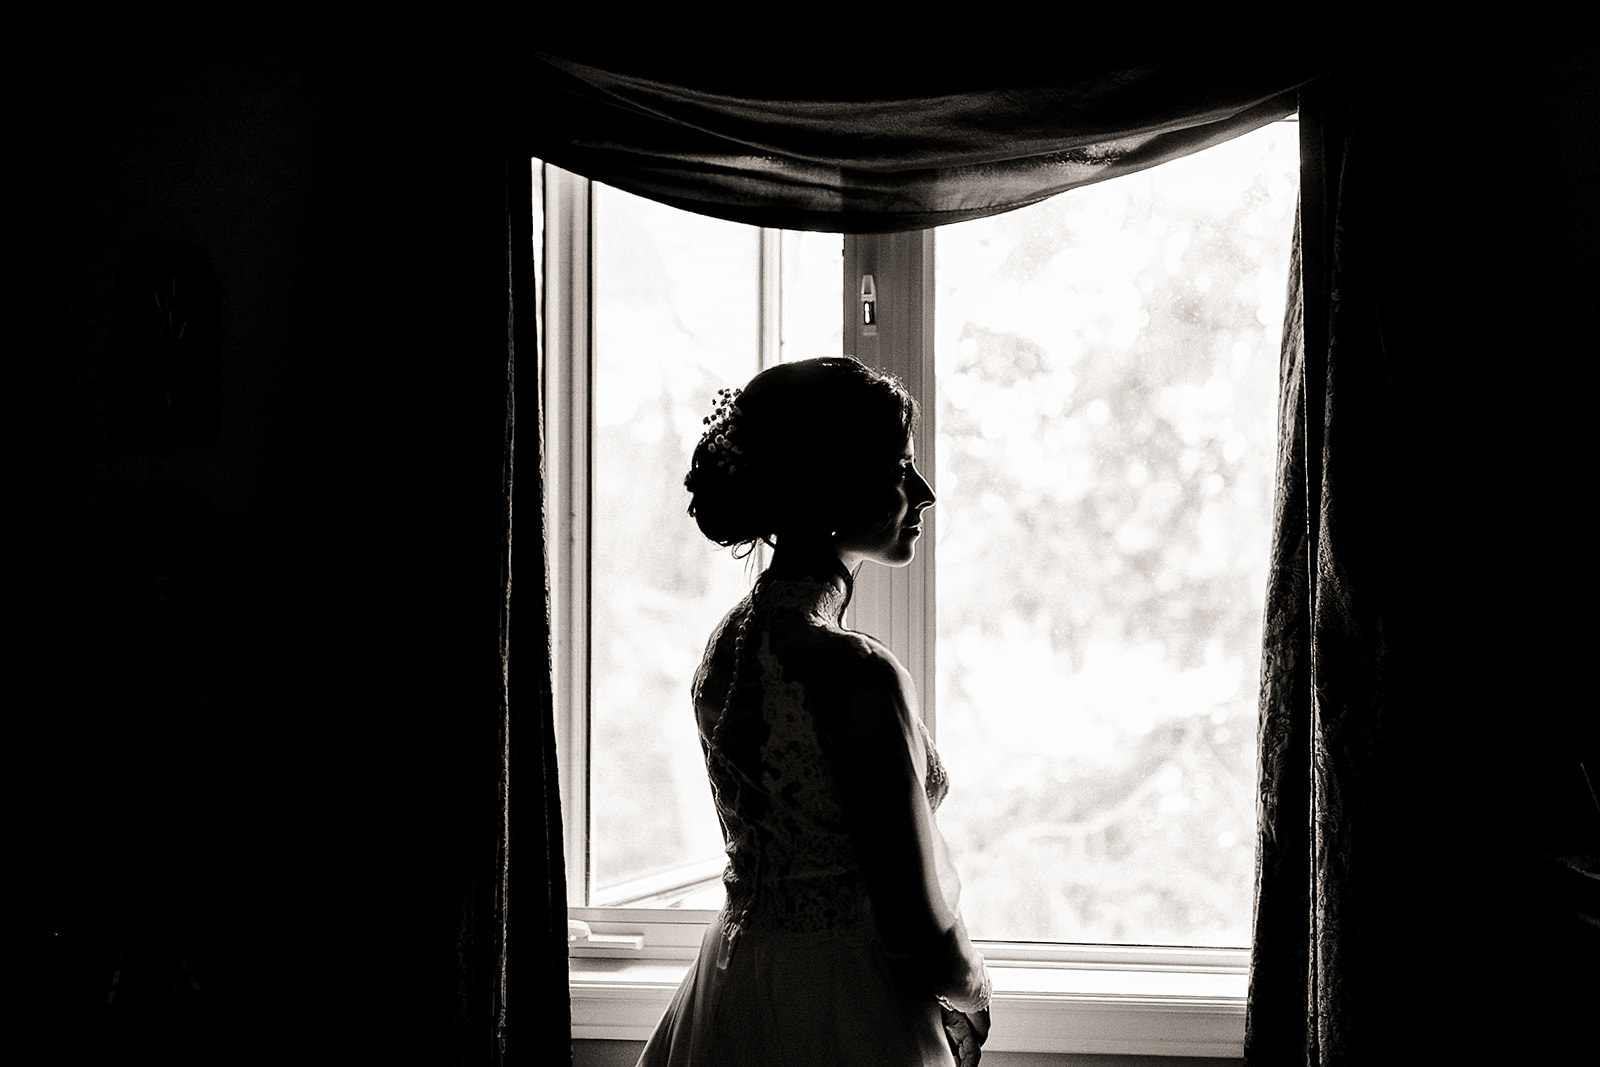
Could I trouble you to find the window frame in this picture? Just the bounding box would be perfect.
[568,906,1247,1057]
[542,163,593,905]
[542,162,1251,1057]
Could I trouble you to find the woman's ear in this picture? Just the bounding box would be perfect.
[831,481,888,538]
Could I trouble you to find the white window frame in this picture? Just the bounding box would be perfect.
[542,164,1249,1058]
[842,231,938,713]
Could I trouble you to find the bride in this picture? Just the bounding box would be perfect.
[637,357,991,1067]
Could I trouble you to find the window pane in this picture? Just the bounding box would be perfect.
[932,123,1298,946]
[781,229,844,361]
[589,187,840,904]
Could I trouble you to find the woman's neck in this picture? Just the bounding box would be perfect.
[765,539,854,591]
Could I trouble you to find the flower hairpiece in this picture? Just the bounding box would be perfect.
[702,387,745,473]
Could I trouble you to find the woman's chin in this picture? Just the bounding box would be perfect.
[839,521,924,568]
[875,542,919,568]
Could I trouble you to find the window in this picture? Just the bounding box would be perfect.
[542,118,1296,1055]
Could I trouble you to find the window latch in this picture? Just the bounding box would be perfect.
[567,919,646,955]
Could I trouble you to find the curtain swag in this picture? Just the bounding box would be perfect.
[524,47,1326,232]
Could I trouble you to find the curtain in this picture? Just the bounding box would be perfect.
[523,37,1323,233]
[1247,60,1599,1065]
[505,144,576,1065]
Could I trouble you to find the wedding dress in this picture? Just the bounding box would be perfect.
[636,571,981,1067]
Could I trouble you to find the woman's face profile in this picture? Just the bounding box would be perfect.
[834,434,935,568]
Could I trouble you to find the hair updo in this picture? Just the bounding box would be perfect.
[685,356,919,554]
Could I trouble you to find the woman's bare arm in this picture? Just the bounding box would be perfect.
[809,638,988,1009]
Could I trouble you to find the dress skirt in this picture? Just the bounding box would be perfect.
[637,911,954,1067]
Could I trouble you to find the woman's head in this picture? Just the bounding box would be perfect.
[685,356,923,556]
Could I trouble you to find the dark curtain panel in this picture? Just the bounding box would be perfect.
[26,19,580,1063]
[506,146,575,1064]
[1247,57,1600,1066]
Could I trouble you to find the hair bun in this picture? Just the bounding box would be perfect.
[685,357,918,554]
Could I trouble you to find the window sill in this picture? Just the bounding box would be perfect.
[570,935,1247,1058]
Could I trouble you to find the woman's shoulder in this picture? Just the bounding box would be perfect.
[783,626,917,729]
[789,623,903,678]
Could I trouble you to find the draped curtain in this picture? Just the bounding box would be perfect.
[519,35,1596,1065]
[525,38,1312,233]
[1247,61,1598,1065]
[505,147,575,1064]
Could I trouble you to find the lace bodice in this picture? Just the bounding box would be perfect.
[692,572,950,951]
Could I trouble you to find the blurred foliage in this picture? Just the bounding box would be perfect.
[933,122,1297,945]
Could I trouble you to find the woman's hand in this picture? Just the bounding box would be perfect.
[935,947,991,1015]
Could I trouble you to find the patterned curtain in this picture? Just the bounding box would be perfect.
[1245,61,1599,1066]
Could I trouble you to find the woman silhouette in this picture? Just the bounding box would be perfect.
[638,357,991,1066]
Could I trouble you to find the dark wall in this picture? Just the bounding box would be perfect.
[19,14,515,1064]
